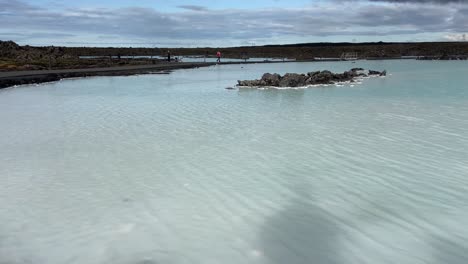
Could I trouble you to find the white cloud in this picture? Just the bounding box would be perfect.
[444,33,468,41]
[1,0,468,46]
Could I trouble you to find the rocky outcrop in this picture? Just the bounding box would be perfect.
[279,73,307,87]
[0,40,77,62]
[237,68,383,88]
[0,63,213,89]
[0,41,21,57]
[368,70,386,76]
[262,73,281,86]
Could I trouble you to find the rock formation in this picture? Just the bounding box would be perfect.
[237,68,384,88]
[0,40,77,62]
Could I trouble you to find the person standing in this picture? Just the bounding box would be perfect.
[167,50,171,62]
[216,51,221,63]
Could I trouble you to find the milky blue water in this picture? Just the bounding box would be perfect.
[1,60,468,264]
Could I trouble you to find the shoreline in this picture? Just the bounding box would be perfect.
[0,60,313,89]
[0,58,455,90]
[0,62,217,89]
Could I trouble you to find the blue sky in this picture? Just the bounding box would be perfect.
[1,0,467,47]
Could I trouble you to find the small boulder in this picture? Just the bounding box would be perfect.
[368,70,382,75]
[312,70,333,84]
[307,71,320,77]
[279,73,307,87]
[261,73,281,86]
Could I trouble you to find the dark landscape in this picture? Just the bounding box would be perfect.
[1,40,467,89]
[2,40,468,71]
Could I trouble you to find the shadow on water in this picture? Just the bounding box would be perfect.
[237,88,305,99]
[236,89,306,111]
[259,180,341,264]
[430,235,468,264]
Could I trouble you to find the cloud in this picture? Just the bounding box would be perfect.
[0,0,35,12]
[177,5,208,11]
[444,33,468,41]
[0,0,467,46]
[369,0,465,2]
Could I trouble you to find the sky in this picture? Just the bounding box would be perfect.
[0,0,467,47]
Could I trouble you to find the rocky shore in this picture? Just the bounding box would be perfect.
[237,68,386,88]
[0,63,215,89]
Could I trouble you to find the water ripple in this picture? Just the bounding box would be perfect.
[1,61,468,264]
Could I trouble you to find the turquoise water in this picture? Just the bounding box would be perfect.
[0,60,467,264]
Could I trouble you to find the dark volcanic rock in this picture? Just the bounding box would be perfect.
[0,40,77,63]
[279,73,307,87]
[237,68,386,88]
[0,41,21,57]
[261,73,281,86]
[368,69,387,76]
[237,79,261,86]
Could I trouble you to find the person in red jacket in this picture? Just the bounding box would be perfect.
[216,51,221,63]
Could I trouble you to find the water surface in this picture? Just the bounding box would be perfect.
[1,60,468,264]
